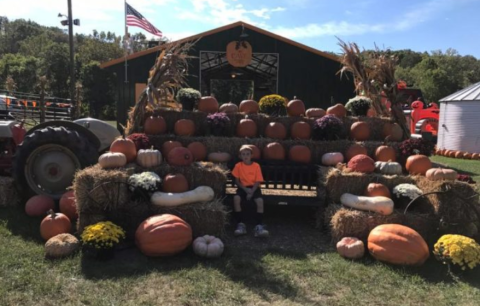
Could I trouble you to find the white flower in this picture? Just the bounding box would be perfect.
[128,172,161,192]
[392,183,423,200]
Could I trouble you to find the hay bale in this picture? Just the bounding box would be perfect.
[0,176,19,207]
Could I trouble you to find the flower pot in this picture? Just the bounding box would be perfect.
[208,126,225,137]
[83,246,115,261]
[181,100,196,111]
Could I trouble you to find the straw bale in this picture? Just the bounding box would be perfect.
[0,176,19,207]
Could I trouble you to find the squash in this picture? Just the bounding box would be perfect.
[345,144,368,161]
[187,142,207,161]
[208,152,232,163]
[425,168,457,181]
[406,155,432,175]
[290,121,311,139]
[174,119,195,136]
[135,214,192,257]
[368,224,429,266]
[289,145,311,163]
[348,154,375,173]
[321,152,344,166]
[219,102,238,114]
[98,152,127,169]
[40,210,71,241]
[263,142,286,160]
[163,174,189,193]
[265,122,287,139]
[287,97,305,116]
[305,108,326,119]
[364,183,391,198]
[151,186,215,207]
[236,118,257,138]
[350,122,370,141]
[136,147,162,168]
[336,237,365,259]
[193,235,224,258]
[375,145,396,162]
[59,191,78,221]
[197,96,219,113]
[144,115,166,135]
[162,141,182,157]
[167,147,193,166]
[239,100,259,114]
[110,135,137,163]
[25,195,55,217]
[45,233,80,258]
[340,193,394,215]
[326,103,346,118]
[374,161,402,175]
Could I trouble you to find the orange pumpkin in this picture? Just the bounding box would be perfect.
[389,123,403,141]
[239,100,259,114]
[454,151,464,159]
[219,102,238,114]
[350,122,370,141]
[288,145,311,163]
[290,121,311,140]
[236,119,257,138]
[406,155,432,175]
[40,210,71,241]
[375,145,396,162]
[265,122,287,140]
[110,135,137,163]
[463,152,472,159]
[448,151,456,158]
[287,98,305,116]
[59,191,78,221]
[167,147,193,166]
[246,144,261,160]
[144,115,166,135]
[197,96,219,113]
[472,153,480,160]
[25,195,55,217]
[162,141,182,157]
[135,214,192,257]
[382,122,393,139]
[345,144,368,161]
[347,154,375,173]
[368,224,429,266]
[326,104,346,118]
[163,174,189,193]
[187,142,207,161]
[208,152,232,163]
[263,142,286,160]
[174,119,195,136]
[364,183,391,198]
[305,108,326,119]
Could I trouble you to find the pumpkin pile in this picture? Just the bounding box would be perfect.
[435,148,480,160]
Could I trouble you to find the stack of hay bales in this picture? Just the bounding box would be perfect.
[73,162,229,239]
[0,176,19,207]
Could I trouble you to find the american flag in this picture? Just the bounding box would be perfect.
[126,3,163,37]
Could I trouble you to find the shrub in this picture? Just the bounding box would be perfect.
[176,88,201,111]
[345,96,372,116]
[258,94,287,116]
[312,115,345,140]
[398,138,435,160]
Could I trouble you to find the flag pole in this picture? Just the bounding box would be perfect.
[124,0,128,84]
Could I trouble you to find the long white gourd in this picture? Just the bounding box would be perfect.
[340,193,394,215]
[151,186,214,207]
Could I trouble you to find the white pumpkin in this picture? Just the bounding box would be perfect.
[193,235,224,258]
[137,147,162,168]
[151,186,214,207]
[374,161,402,175]
[98,152,127,169]
[340,193,394,215]
[321,152,344,166]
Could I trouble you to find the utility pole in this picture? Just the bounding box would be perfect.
[67,0,76,118]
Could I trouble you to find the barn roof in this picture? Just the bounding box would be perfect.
[439,81,480,102]
[100,21,340,69]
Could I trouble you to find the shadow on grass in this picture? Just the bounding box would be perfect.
[0,204,44,242]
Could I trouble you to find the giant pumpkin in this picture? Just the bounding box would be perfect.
[287,97,306,116]
[144,115,166,135]
[406,155,432,175]
[110,135,137,163]
[263,142,286,160]
[163,174,189,193]
[167,147,193,166]
[350,122,371,141]
[135,214,192,257]
[239,100,259,114]
[265,122,287,139]
[236,119,257,138]
[290,121,311,139]
[288,145,311,163]
[174,119,195,136]
[368,224,429,266]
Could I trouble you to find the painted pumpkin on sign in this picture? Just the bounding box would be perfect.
[226,41,252,67]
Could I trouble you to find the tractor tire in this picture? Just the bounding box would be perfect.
[13,126,98,200]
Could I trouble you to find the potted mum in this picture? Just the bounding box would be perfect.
[434,234,480,274]
[81,221,126,260]
[206,112,230,136]
[128,171,162,197]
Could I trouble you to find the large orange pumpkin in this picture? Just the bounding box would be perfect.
[162,141,182,157]
[197,96,219,113]
[265,122,287,139]
[350,122,370,141]
[40,210,71,241]
[219,102,238,114]
[290,121,311,139]
[25,195,55,217]
[364,183,391,198]
[239,100,259,114]
[59,191,78,221]
[406,155,432,175]
[246,144,261,160]
[236,119,257,138]
[288,145,311,163]
[167,147,193,166]
[135,214,192,257]
[144,115,166,135]
[305,108,326,119]
[345,144,368,161]
[287,98,305,116]
[174,119,195,136]
[368,224,429,266]
[163,174,189,193]
[187,142,207,161]
[110,135,137,163]
[326,104,346,118]
[263,142,286,160]
[375,145,396,162]
[347,154,375,173]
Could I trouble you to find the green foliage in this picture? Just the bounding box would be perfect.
[0,54,39,92]
[345,96,371,116]
[210,79,253,104]
[258,94,287,116]
[176,88,201,110]
[80,61,116,119]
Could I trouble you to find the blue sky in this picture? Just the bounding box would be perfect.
[2,0,479,58]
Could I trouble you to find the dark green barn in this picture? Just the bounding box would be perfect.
[100,21,355,125]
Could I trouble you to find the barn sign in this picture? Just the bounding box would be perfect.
[226,41,252,67]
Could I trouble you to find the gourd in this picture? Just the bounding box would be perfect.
[321,152,344,166]
[326,103,346,118]
[59,191,78,221]
[208,152,232,163]
[350,122,370,141]
[193,235,224,258]
[340,193,394,215]
[375,145,396,162]
[364,183,391,198]
[305,108,325,119]
[45,233,80,258]
[219,102,238,114]
[406,155,432,175]
[98,152,127,169]
[40,210,71,241]
[163,174,189,193]
[197,96,219,113]
[290,121,311,139]
[144,115,166,135]
[425,168,457,181]
[347,154,375,173]
[187,142,207,161]
[174,119,195,136]
[136,147,162,168]
[289,145,311,163]
[236,118,257,138]
[265,122,287,139]
[151,186,215,207]
[162,141,182,157]
[167,147,193,166]
[336,237,365,259]
[368,224,429,266]
[25,195,55,217]
[239,100,259,114]
[345,144,367,161]
[287,97,305,116]
[135,214,192,257]
[374,161,402,175]
[263,142,286,160]
[110,135,137,163]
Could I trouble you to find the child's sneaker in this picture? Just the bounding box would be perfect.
[234,222,247,236]
[254,224,269,238]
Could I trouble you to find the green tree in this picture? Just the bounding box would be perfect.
[80,61,116,119]
[42,43,70,97]
[0,53,39,92]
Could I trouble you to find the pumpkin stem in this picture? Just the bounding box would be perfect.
[119,123,127,139]
[48,209,55,218]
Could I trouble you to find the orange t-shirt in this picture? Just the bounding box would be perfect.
[232,162,264,187]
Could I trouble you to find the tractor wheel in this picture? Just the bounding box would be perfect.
[13,126,98,200]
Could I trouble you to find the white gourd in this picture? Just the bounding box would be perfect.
[151,186,214,207]
[374,161,402,175]
[340,193,394,215]
[98,152,127,169]
[137,147,162,168]
[321,152,344,166]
